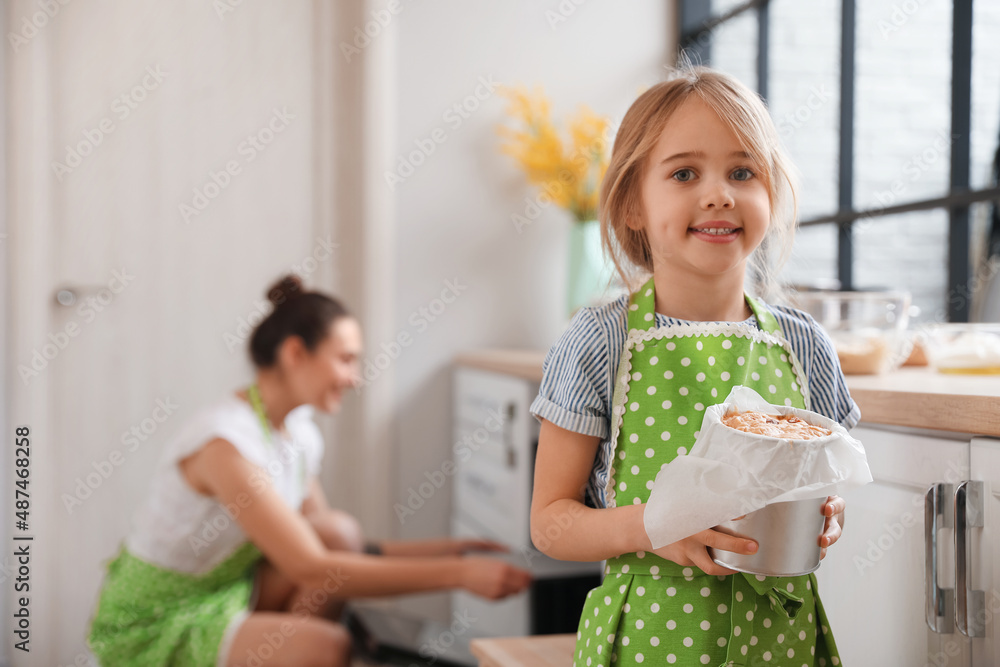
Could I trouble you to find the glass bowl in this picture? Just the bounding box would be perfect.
[919,323,1000,374]
[792,290,913,375]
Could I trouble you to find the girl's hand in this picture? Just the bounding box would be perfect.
[819,495,846,559]
[459,557,533,600]
[651,528,758,577]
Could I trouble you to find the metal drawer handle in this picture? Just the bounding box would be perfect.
[925,483,954,634]
[955,480,985,637]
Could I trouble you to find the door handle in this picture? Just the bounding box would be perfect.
[925,483,954,634]
[954,480,985,637]
[53,285,110,306]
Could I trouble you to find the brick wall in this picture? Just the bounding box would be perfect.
[711,0,1000,321]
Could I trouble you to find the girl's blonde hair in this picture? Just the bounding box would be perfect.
[600,66,798,304]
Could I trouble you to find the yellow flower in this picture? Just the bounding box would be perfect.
[498,86,610,223]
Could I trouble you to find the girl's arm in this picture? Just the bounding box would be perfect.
[531,420,758,573]
[191,438,531,599]
[530,419,650,561]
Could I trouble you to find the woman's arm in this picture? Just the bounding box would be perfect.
[379,538,509,558]
[300,477,330,517]
[299,475,507,557]
[191,438,531,599]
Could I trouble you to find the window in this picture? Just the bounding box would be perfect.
[679,0,1000,322]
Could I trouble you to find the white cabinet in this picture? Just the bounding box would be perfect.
[450,366,602,638]
[970,437,1000,665]
[820,424,1000,666]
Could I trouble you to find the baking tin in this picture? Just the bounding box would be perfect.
[709,498,827,577]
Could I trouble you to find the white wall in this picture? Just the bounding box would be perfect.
[386,0,674,619]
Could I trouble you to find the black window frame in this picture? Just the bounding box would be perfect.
[679,0,1000,322]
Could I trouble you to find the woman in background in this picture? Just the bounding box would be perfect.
[88,275,531,667]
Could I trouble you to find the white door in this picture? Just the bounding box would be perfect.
[819,424,972,666]
[6,1,336,664]
[969,437,999,666]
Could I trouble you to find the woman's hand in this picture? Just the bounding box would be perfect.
[378,537,510,558]
[819,495,846,559]
[651,528,758,577]
[458,557,532,600]
[443,538,509,556]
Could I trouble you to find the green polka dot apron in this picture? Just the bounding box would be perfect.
[87,386,301,666]
[87,540,262,666]
[574,277,842,667]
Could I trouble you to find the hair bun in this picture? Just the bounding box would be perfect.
[266,274,304,307]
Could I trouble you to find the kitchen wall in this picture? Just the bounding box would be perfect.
[387,0,675,619]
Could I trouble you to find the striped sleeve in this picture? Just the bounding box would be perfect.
[529,308,612,438]
[772,305,861,430]
[806,316,862,429]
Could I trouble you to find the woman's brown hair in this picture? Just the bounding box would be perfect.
[248,275,351,368]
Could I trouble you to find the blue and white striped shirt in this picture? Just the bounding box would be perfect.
[529,294,861,507]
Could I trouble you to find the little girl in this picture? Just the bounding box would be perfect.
[529,67,859,666]
[87,275,531,667]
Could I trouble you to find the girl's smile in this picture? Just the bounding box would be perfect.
[689,220,742,243]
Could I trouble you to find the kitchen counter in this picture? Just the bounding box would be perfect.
[470,634,575,667]
[455,350,1000,437]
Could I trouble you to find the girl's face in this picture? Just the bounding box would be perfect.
[637,97,771,282]
[283,317,363,413]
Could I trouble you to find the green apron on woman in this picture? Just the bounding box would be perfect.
[88,384,305,666]
[574,277,842,667]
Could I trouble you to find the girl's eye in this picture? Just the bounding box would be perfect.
[672,168,695,182]
[732,167,755,181]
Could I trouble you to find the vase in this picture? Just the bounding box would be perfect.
[566,219,616,317]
